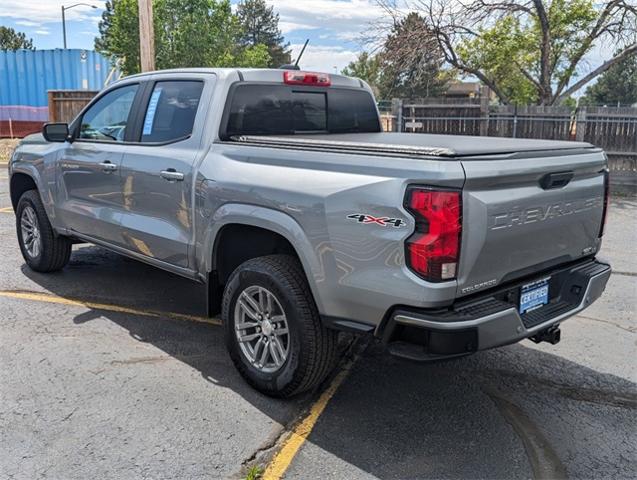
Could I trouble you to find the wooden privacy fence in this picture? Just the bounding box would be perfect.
[381,99,637,194]
[578,106,637,153]
[47,90,98,123]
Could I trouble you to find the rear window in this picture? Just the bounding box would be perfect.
[222,84,380,138]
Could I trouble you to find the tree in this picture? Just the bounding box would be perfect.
[95,0,140,75]
[377,0,637,105]
[346,14,451,98]
[96,0,272,75]
[342,52,382,95]
[580,52,637,105]
[236,0,291,67]
[377,13,451,98]
[0,26,34,51]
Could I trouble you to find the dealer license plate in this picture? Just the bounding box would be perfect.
[519,278,550,314]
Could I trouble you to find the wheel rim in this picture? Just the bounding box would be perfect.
[20,205,41,258]
[234,285,290,374]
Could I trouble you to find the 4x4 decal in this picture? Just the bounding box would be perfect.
[347,213,407,228]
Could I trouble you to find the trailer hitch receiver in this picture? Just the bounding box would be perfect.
[530,326,561,345]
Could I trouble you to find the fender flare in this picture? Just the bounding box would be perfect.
[198,203,327,312]
[9,164,56,220]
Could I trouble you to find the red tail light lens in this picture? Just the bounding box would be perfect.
[283,70,331,86]
[404,188,462,282]
[599,170,610,238]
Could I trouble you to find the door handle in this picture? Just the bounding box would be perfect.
[99,161,118,173]
[160,169,185,182]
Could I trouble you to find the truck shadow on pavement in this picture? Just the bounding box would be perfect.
[22,245,637,480]
[20,246,307,427]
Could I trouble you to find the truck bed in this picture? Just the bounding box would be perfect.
[230,132,596,159]
[230,130,607,299]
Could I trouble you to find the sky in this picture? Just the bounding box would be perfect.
[0,0,383,73]
[0,0,612,83]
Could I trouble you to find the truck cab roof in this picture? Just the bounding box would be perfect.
[121,68,365,89]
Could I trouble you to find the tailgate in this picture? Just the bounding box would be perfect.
[458,148,606,297]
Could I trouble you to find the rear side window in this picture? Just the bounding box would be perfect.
[223,84,380,138]
[141,81,203,143]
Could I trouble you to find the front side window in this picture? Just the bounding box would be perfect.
[141,81,203,143]
[79,84,138,142]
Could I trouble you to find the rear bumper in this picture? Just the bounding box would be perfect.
[380,259,611,360]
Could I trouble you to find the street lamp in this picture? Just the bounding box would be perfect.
[61,3,98,49]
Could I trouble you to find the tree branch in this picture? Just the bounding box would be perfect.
[532,0,552,104]
[553,0,627,99]
[435,29,511,104]
[516,62,542,91]
[555,43,637,103]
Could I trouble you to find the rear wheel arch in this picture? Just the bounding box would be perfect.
[213,224,300,284]
[207,222,320,317]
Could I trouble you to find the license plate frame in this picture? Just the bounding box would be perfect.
[519,277,550,314]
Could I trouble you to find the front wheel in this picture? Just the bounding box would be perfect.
[16,190,71,272]
[222,255,339,397]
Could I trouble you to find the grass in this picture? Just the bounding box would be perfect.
[245,465,264,480]
[0,139,19,164]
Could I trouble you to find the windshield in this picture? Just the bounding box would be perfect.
[222,84,380,139]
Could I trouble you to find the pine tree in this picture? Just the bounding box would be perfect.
[377,13,449,99]
[581,53,637,107]
[0,26,34,51]
[236,0,291,67]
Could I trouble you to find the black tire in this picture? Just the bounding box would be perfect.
[222,254,339,398]
[16,190,72,272]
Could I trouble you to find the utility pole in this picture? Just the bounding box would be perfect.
[138,0,155,72]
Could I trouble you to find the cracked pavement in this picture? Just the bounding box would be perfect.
[0,163,635,479]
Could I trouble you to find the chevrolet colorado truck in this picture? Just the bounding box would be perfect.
[8,68,611,397]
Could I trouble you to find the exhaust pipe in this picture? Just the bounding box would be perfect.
[530,326,561,345]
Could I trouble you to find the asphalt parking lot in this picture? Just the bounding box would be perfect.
[0,163,635,479]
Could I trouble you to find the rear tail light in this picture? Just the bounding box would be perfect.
[599,169,610,237]
[404,187,462,282]
[283,70,331,86]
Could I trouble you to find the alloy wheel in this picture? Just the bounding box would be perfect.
[20,205,41,258]
[234,285,290,373]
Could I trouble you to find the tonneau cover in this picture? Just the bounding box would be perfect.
[231,132,595,158]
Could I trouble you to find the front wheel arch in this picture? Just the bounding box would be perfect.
[10,172,38,212]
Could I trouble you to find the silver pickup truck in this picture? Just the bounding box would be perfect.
[8,68,611,397]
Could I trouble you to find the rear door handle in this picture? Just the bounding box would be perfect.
[160,169,185,182]
[99,161,118,173]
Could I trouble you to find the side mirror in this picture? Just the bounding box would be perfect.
[42,123,70,142]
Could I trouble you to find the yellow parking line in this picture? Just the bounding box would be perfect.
[0,206,14,213]
[262,361,354,480]
[0,290,220,326]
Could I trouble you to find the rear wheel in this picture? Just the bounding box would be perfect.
[16,190,71,272]
[222,255,338,397]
